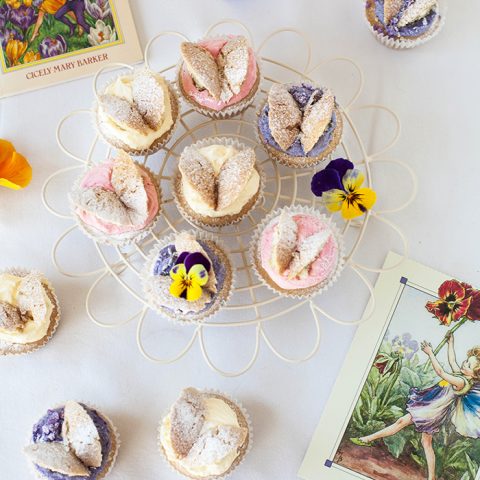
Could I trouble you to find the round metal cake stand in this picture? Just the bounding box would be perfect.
[42,21,417,377]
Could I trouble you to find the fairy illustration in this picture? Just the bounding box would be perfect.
[30,0,90,42]
[351,332,480,480]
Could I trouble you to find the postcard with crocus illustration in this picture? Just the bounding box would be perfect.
[299,252,480,480]
[0,0,141,97]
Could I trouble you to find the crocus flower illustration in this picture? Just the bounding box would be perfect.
[391,333,419,360]
[5,0,21,8]
[87,19,116,46]
[0,4,11,29]
[39,35,67,58]
[23,50,41,64]
[169,252,211,302]
[425,280,471,326]
[0,28,22,49]
[311,158,377,220]
[9,4,36,30]
[5,38,27,66]
[85,0,111,20]
[0,139,32,190]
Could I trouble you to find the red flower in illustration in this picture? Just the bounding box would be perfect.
[425,280,472,326]
[462,283,480,321]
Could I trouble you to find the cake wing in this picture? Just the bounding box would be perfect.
[111,152,149,225]
[170,388,206,459]
[62,401,103,468]
[217,147,256,211]
[384,0,403,24]
[271,212,298,275]
[16,274,47,323]
[99,94,149,134]
[74,187,132,226]
[217,36,249,101]
[186,425,248,466]
[179,147,217,210]
[398,0,437,27]
[24,443,90,477]
[287,230,332,279]
[181,42,222,100]
[132,69,165,130]
[0,301,25,331]
[300,89,335,154]
[268,84,302,151]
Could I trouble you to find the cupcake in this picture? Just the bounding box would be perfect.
[251,206,344,298]
[257,82,343,168]
[24,401,119,480]
[159,388,251,479]
[142,231,233,323]
[95,68,179,155]
[365,0,444,49]
[71,151,161,246]
[178,35,260,118]
[173,138,264,228]
[0,269,60,356]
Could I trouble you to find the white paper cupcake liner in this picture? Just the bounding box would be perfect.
[175,34,263,119]
[172,137,266,228]
[25,401,120,480]
[249,205,346,300]
[0,268,60,357]
[70,161,162,248]
[93,70,180,157]
[141,230,236,324]
[157,388,253,480]
[364,1,446,50]
[255,83,344,169]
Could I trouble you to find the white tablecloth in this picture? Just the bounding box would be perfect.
[1,1,480,478]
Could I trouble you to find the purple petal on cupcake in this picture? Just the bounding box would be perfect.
[153,245,177,276]
[175,251,189,266]
[326,158,354,180]
[184,252,211,273]
[311,168,343,197]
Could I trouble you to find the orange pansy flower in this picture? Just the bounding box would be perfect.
[0,140,32,190]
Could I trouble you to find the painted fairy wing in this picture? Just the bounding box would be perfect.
[451,383,480,439]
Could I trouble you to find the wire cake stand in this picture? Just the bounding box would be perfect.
[42,21,417,377]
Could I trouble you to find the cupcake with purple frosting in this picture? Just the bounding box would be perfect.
[142,231,234,323]
[257,82,343,168]
[24,401,119,480]
[365,0,444,49]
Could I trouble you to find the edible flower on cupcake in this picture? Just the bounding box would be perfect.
[169,252,211,302]
[0,139,32,190]
[311,158,376,220]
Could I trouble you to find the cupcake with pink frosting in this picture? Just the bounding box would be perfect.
[70,152,161,246]
[177,35,260,118]
[250,206,345,298]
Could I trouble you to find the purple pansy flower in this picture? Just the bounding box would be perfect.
[175,251,211,273]
[85,0,112,20]
[9,5,37,30]
[39,34,67,58]
[311,158,354,197]
[391,333,419,360]
[0,27,22,49]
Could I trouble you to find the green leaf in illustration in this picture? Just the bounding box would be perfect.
[384,432,408,458]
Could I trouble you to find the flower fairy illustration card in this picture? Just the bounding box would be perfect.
[299,252,480,480]
[0,0,141,97]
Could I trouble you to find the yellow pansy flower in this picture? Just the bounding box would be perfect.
[169,263,209,302]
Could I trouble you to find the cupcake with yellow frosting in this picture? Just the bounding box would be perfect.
[173,138,265,228]
[158,388,251,479]
[0,269,60,356]
[95,68,179,156]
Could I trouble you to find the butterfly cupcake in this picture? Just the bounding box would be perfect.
[0,269,60,356]
[24,401,119,480]
[257,82,343,168]
[365,0,444,49]
[177,35,260,118]
[250,206,345,298]
[173,138,265,228]
[158,388,252,479]
[70,151,161,246]
[95,68,179,155]
[142,231,234,323]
